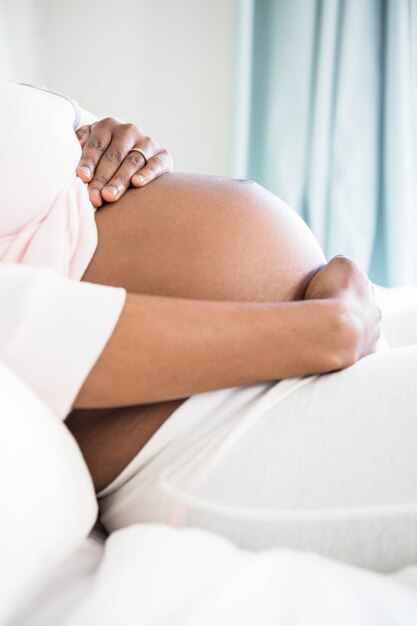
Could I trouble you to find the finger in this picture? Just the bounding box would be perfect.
[90,131,151,204]
[76,125,112,184]
[75,125,91,148]
[131,149,173,187]
[88,136,135,206]
[101,149,148,202]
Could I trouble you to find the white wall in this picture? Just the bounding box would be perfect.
[1,0,43,83]
[2,0,237,176]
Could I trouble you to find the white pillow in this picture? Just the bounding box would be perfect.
[0,362,97,624]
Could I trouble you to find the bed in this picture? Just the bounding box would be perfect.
[1,289,417,626]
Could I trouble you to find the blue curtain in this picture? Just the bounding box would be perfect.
[247,0,417,286]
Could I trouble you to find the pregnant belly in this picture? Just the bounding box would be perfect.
[84,173,326,302]
[71,174,326,492]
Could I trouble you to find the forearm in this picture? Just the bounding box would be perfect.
[74,293,352,408]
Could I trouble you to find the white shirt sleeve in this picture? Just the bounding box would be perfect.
[75,105,99,129]
[0,264,126,419]
[15,83,99,129]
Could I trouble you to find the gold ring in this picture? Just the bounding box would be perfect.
[129,147,148,165]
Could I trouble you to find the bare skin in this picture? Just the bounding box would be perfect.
[66,400,183,493]
[66,174,379,492]
[81,173,325,301]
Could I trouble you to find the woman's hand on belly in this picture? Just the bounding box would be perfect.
[75,118,173,207]
[305,255,382,361]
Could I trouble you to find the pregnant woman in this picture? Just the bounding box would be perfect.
[2,81,415,573]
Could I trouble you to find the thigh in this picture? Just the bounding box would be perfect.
[82,173,325,302]
[99,346,417,572]
[66,399,183,493]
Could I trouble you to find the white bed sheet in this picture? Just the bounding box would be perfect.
[16,524,417,626]
[5,285,417,625]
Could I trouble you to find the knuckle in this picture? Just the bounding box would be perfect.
[76,125,88,138]
[103,146,124,164]
[122,122,137,133]
[153,153,166,168]
[91,174,109,187]
[113,173,130,188]
[102,116,117,127]
[146,165,156,179]
[158,148,169,161]
[85,137,107,152]
[142,136,152,150]
[127,152,145,168]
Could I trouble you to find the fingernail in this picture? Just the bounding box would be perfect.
[78,165,92,180]
[105,185,119,198]
[89,188,102,207]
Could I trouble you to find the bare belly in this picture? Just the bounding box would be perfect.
[82,173,325,302]
[67,173,326,492]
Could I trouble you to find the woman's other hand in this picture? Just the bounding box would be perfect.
[75,118,173,207]
[304,255,382,362]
